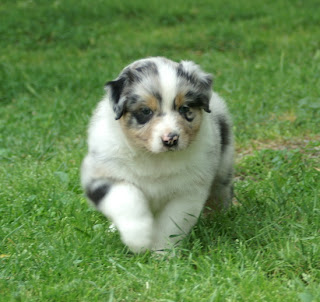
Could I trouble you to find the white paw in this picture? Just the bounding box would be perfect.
[118,218,154,253]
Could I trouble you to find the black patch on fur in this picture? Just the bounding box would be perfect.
[86,183,111,206]
[177,65,198,86]
[185,91,211,113]
[135,61,159,77]
[218,117,230,152]
[132,108,154,125]
[122,61,159,84]
[177,64,213,89]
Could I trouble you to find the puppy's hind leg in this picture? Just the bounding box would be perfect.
[205,177,233,213]
[206,114,234,213]
[205,153,234,213]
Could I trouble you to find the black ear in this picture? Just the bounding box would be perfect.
[186,92,211,113]
[105,77,127,120]
[198,95,211,113]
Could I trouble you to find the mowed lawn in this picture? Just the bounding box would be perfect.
[1,0,320,301]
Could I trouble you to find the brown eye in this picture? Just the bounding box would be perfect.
[179,105,194,122]
[133,107,153,125]
[141,107,152,116]
[179,105,190,114]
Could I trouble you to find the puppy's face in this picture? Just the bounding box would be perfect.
[106,57,212,153]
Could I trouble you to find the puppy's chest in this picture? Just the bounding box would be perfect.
[121,155,214,201]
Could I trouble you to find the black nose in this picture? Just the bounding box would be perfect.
[161,132,179,147]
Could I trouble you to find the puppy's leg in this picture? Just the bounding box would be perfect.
[205,168,234,213]
[205,179,233,212]
[86,180,154,253]
[205,134,234,212]
[152,193,207,251]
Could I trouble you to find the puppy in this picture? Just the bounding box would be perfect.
[81,57,234,253]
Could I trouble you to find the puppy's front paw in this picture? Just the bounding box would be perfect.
[118,218,154,253]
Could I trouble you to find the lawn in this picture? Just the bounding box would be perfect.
[0,0,319,301]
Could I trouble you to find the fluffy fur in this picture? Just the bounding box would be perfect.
[81,57,234,253]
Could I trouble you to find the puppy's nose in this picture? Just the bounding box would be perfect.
[161,132,179,147]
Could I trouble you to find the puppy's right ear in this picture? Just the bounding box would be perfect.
[105,77,127,120]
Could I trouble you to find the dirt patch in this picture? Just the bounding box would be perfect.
[236,135,320,162]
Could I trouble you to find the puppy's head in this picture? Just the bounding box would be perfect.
[105,57,212,153]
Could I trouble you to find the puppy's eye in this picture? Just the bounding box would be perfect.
[179,105,190,114]
[141,107,153,116]
[179,105,195,122]
[132,107,154,125]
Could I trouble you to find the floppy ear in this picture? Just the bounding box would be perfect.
[105,77,127,120]
[178,61,213,113]
[105,66,141,120]
[194,94,212,113]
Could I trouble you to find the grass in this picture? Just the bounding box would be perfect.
[0,0,319,301]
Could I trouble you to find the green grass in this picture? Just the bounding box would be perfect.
[1,0,319,301]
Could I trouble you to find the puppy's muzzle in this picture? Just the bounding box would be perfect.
[161,132,179,148]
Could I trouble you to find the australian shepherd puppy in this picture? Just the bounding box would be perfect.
[81,57,234,253]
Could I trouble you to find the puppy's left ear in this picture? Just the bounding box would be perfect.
[178,61,213,113]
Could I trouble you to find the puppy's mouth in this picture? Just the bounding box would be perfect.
[151,147,179,154]
[162,145,179,152]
